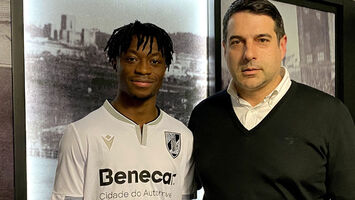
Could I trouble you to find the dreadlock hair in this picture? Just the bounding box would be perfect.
[104,20,174,70]
[223,0,285,44]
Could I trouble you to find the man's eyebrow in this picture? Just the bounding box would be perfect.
[228,34,273,41]
[229,35,244,41]
[125,49,138,54]
[125,49,162,57]
[149,52,163,57]
[256,33,272,38]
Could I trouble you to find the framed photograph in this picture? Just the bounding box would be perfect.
[0,0,14,199]
[220,0,340,98]
[21,0,211,200]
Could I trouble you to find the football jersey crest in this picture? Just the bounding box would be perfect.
[165,131,181,158]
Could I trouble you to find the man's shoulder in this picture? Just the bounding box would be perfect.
[159,110,192,135]
[188,90,231,125]
[290,81,351,117]
[161,110,185,125]
[291,81,342,106]
[194,90,229,110]
[69,104,107,130]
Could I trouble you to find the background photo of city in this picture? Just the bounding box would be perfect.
[221,0,336,97]
[24,1,208,199]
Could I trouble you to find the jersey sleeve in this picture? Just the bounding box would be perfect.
[181,131,197,200]
[327,102,355,199]
[51,124,86,200]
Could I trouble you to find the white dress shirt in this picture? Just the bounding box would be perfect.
[227,67,292,130]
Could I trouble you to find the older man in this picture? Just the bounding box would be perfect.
[189,0,355,199]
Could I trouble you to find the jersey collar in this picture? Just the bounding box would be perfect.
[103,100,163,126]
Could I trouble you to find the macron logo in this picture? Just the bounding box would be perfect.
[102,135,115,150]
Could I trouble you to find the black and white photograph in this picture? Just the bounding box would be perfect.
[24,0,208,199]
[221,0,336,96]
[0,0,14,199]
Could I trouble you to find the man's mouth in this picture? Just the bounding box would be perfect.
[241,67,261,75]
[131,78,154,87]
[242,67,260,71]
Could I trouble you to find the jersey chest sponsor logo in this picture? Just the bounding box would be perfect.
[165,131,181,159]
[102,135,115,150]
[99,169,177,186]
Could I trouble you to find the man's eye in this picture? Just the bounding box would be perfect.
[258,38,269,43]
[127,57,137,62]
[230,40,240,45]
[151,59,161,65]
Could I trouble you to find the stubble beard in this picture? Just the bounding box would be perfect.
[232,61,264,91]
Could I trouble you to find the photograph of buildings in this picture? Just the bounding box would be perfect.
[221,0,336,97]
[24,0,208,199]
[0,0,14,199]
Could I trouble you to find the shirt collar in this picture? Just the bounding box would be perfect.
[103,100,163,125]
[227,67,291,106]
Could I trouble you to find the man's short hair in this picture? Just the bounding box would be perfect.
[223,0,285,43]
[105,20,174,70]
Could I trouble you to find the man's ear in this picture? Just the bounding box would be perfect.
[111,59,117,71]
[222,40,226,56]
[279,35,287,60]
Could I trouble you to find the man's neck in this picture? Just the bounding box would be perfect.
[111,93,158,128]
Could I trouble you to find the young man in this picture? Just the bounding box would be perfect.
[188,0,355,199]
[51,21,196,200]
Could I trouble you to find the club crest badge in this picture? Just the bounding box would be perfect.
[165,131,181,159]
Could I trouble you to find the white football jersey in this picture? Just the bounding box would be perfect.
[51,100,196,200]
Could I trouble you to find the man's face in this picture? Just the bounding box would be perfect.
[223,11,287,93]
[115,36,166,100]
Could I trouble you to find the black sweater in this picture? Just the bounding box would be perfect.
[189,81,355,200]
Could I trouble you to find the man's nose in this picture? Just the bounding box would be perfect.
[135,60,151,75]
[243,41,257,62]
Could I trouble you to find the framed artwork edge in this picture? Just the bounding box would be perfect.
[12,0,27,199]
